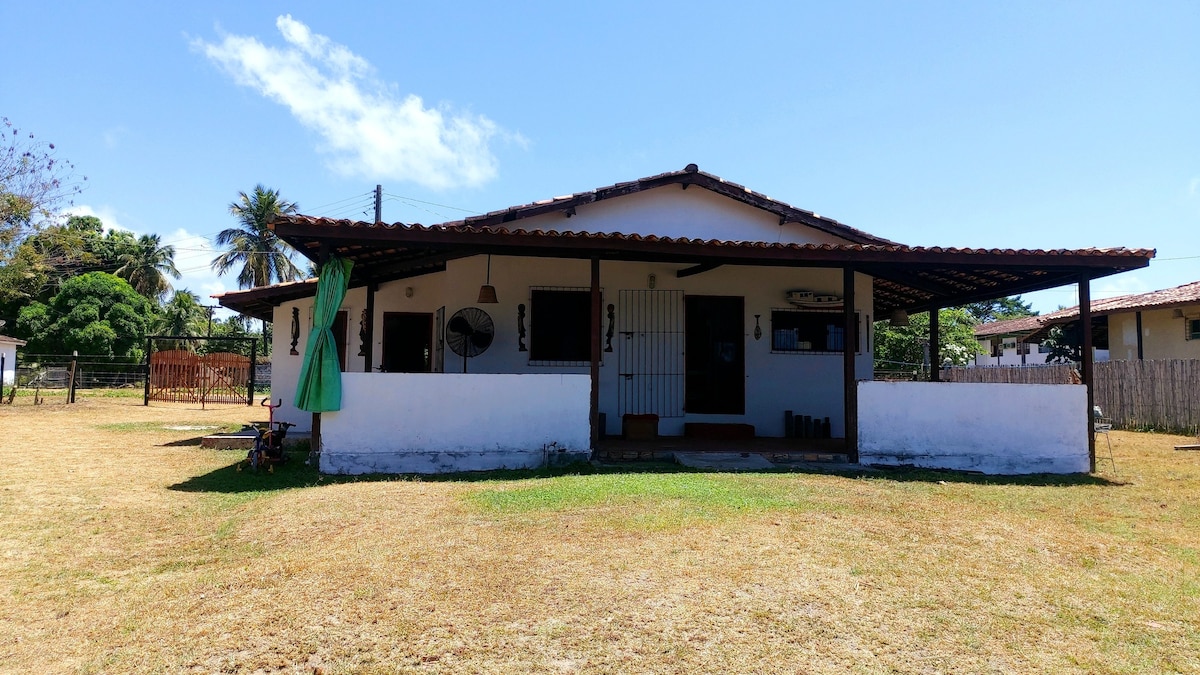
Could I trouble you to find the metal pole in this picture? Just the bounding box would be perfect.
[374,185,382,223]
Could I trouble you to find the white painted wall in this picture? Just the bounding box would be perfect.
[971,340,1107,366]
[272,255,875,439]
[0,340,20,386]
[858,381,1089,474]
[510,185,854,245]
[320,372,591,474]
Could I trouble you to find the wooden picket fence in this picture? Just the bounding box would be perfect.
[943,363,1076,385]
[1093,360,1200,433]
[944,360,1200,433]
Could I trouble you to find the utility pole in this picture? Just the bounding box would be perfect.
[374,184,382,223]
[203,305,217,336]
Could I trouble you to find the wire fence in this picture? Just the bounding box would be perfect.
[12,353,271,394]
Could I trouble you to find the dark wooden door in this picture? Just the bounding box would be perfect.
[685,296,745,414]
[331,310,348,372]
[381,312,434,373]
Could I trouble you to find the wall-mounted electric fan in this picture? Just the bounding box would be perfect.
[445,307,495,373]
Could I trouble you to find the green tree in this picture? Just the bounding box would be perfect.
[874,308,982,371]
[116,233,180,300]
[16,272,152,356]
[211,185,302,289]
[959,296,1036,324]
[156,290,206,344]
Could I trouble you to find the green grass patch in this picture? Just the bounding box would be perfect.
[468,472,805,517]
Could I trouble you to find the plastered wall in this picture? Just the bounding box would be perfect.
[858,381,1089,474]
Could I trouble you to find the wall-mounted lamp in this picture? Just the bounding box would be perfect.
[477,255,499,303]
[889,309,910,327]
[1173,308,1185,318]
[648,273,657,289]
[405,286,414,298]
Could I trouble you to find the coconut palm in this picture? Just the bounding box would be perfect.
[115,233,180,300]
[156,290,206,349]
[211,185,302,289]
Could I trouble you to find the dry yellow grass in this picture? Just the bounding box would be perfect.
[1,395,1198,673]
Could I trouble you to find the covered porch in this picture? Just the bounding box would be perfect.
[217,169,1152,475]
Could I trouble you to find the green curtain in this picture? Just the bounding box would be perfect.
[294,257,354,412]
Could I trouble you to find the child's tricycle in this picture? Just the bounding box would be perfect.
[238,398,294,473]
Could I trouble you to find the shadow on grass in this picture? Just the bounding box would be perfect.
[168,453,1122,494]
[159,436,206,447]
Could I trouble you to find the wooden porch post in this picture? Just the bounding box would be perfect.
[1135,311,1144,360]
[1080,274,1095,472]
[929,306,941,382]
[590,257,602,449]
[843,267,858,462]
[363,282,376,372]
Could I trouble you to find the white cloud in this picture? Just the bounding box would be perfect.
[194,15,505,190]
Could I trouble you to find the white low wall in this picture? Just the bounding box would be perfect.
[319,373,591,474]
[858,381,1089,474]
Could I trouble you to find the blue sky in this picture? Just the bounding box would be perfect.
[3,1,1197,316]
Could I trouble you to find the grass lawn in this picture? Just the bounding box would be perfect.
[1,397,1198,673]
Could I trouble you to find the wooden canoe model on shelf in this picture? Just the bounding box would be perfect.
[785,290,843,310]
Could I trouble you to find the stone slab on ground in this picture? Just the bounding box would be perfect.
[200,429,311,450]
[674,451,776,470]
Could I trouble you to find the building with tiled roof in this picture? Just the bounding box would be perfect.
[215,164,1153,475]
[1021,280,1200,361]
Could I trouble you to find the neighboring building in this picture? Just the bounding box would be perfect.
[0,334,26,386]
[217,164,1153,475]
[972,314,1109,366]
[972,315,1044,366]
[1027,280,1200,362]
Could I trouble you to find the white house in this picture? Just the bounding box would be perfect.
[217,165,1153,475]
[1,334,25,387]
[971,315,1108,366]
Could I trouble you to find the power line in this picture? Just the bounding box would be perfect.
[381,192,480,214]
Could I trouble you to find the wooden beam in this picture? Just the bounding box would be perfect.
[590,258,602,451]
[675,262,722,278]
[929,306,940,382]
[1135,311,1144,360]
[363,283,376,372]
[843,268,858,462]
[1080,274,1095,473]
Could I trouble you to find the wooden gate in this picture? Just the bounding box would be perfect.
[148,350,252,405]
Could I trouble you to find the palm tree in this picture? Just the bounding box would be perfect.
[211,185,303,356]
[116,233,180,300]
[156,290,205,350]
[211,185,302,289]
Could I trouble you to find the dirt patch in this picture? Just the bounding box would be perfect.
[1,398,1198,673]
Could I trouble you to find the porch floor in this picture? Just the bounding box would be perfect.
[595,436,849,464]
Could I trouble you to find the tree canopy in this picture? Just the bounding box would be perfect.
[959,296,1036,324]
[874,308,982,370]
[16,272,153,356]
[116,233,180,300]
